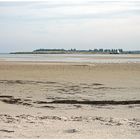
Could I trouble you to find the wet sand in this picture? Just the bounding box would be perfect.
[0,61,140,138]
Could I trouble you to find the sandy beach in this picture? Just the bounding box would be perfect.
[0,61,140,138]
[1,0,140,138]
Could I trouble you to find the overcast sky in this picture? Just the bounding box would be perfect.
[0,0,140,53]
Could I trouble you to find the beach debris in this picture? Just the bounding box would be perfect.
[64,129,79,133]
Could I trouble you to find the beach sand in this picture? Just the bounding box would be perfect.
[0,61,140,138]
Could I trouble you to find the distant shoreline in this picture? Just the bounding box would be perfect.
[10,49,140,55]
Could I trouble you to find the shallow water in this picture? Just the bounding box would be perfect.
[0,53,140,63]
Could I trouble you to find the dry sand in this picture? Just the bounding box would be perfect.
[0,61,140,138]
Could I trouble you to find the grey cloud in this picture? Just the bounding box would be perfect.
[0,8,140,23]
[1,1,140,9]
[28,1,140,9]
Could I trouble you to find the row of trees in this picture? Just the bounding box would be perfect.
[90,49,123,54]
[34,48,123,54]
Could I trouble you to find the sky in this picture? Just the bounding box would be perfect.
[0,0,140,53]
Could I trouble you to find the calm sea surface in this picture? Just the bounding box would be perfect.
[0,54,140,63]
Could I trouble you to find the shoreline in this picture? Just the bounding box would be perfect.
[0,54,140,64]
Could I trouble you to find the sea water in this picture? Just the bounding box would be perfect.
[0,53,140,63]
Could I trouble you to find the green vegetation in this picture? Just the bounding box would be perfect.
[10,48,140,54]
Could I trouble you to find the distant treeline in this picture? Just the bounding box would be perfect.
[33,48,124,54]
[10,48,140,54]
